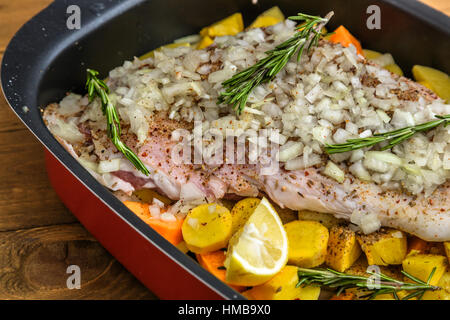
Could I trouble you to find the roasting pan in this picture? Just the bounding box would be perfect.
[1,0,449,300]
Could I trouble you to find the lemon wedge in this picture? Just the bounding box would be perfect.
[224,197,288,286]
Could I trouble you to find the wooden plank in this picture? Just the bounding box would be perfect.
[0,0,156,300]
[0,74,26,133]
[0,124,78,231]
[421,0,450,15]
[0,0,53,52]
[0,224,156,299]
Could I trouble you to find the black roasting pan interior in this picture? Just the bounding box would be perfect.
[1,0,449,299]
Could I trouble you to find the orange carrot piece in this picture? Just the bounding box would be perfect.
[196,250,246,292]
[147,218,184,245]
[408,236,431,255]
[329,25,363,56]
[123,201,184,245]
[330,292,355,300]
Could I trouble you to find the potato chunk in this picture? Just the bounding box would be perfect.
[230,198,260,235]
[362,49,403,76]
[412,65,450,102]
[384,64,403,76]
[242,266,320,300]
[444,242,450,263]
[271,202,297,224]
[362,49,382,60]
[402,254,447,286]
[182,204,232,253]
[249,6,285,29]
[196,36,214,50]
[326,226,362,272]
[200,13,244,37]
[297,210,342,229]
[357,228,407,266]
[132,188,173,205]
[284,220,329,268]
[139,42,190,60]
[423,271,450,300]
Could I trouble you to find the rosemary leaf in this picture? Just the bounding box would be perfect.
[325,114,450,154]
[86,69,150,175]
[218,11,334,115]
[297,267,439,300]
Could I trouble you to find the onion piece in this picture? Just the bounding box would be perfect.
[323,161,345,183]
[98,159,121,173]
[363,151,403,173]
[279,141,304,162]
[349,161,372,181]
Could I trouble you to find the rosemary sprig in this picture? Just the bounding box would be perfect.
[296,267,439,300]
[325,114,450,154]
[218,11,334,115]
[86,69,150,175]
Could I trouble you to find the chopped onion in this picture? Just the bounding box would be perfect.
[323,161,345,183]
[187,217,199,229]
[279,141,304,162]
[370,53,395,67]
[351,210,381,234]
[349,161,372,181]
[98,159,121,173]
[363,151,403,173]
[78,158,98,172]
[360,212,381,234]
[174,34,201,44]
[160,212,176,222]
[152,198,165,208]
[149,204,161,217]
[44,21,448,197]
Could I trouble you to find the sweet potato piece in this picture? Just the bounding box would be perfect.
[357,228,407,266]
[123,201,184,245]
[330,292,355,300]
[408,236,432,255]
[196,250,245,292]
[329,25,363,56]
[326,226,361,272]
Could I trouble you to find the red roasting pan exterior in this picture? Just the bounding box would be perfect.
[1,0,449,300]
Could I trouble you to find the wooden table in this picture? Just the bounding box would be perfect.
[0,0,448,300]
[0,0,155,300]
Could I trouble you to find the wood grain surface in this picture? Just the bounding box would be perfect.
[0,0,448,300]
[0,0,155,300]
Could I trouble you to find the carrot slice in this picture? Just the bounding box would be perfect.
[196,250,246,292]
[408,236,431,255]
[330,292,355,300]
[123,201,184,245]
[329,25,363,56]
